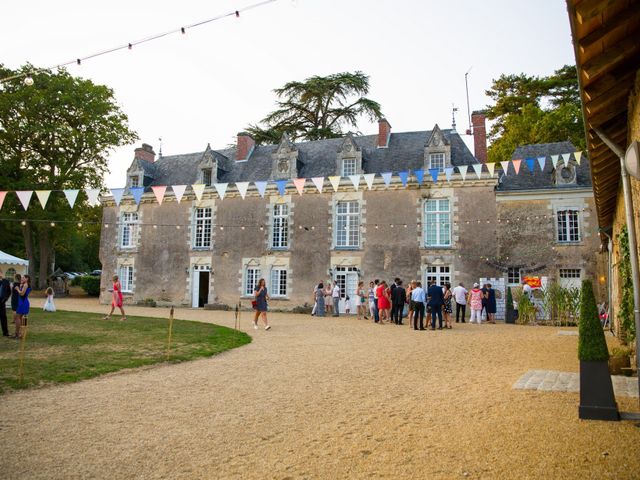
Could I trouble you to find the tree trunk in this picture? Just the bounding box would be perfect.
[22,222,36,280]
[38,227,51,289]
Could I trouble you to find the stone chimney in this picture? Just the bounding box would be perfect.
[377,118,391,148]
[134,143,155,163]
[471,111,487,163]
[236,132,255,161]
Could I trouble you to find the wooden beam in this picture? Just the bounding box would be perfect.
[583,65,636,102]
[588,98,627,127]
[582,37,640,80]
[575,0,619,24]
[579,3,640,52]
[585,82,629,114]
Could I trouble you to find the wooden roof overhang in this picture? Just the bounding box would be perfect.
[566,0,640,233]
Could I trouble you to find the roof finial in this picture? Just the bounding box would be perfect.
[451,104,458,132]
[158,137,163,157]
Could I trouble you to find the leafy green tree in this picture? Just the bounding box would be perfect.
[0,64,137,286]
[485,65,585,162]
[246,71,383,144]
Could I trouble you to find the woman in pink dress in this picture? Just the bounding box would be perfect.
[468,283,483,324]
[103,275,126,321]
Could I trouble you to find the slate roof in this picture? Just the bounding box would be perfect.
[132,129,479,187]
[496,141,592,191]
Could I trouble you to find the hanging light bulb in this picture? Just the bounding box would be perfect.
[24,75,34,86]
[77,222,82,228]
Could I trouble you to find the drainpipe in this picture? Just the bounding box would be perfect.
[600,230,614,334]
[594,128,640,402]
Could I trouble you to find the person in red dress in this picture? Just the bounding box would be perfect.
[376,281,391,323]
[103,275,126,321]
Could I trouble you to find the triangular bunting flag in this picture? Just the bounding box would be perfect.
[398,171,409,187]
[292,178,306,195]
[236,182,250,199]
[500,161,510,175]
[274,180,287,196]
[512,159,522,175]
[525,158,535,173]
[328,176,341,192]
[152,186,167,205]
[86,188,100,206]
[63,189,79,208]
[348,174,360,191]
[0,192,6,210]
[574,151,583,165]
[381,172,392,188]
[537,156,546,171]
[562,153,570,167]
[311,177,324,193]
[214,183,229,200]
[110,188,125,206]
[550,155,559,168]
[35,190,51,209]
[192,184,205,201]
[172,185,186,203]
[130,187,144,206]
[486,163,496,178]
[429,168,439,183]
[472,164,482,179]
[16,191,33,210]
[255,181,267,198]
[363,173,375,190]
[458,165,468,181]
[444,167,454,182]
[414,169,424,184]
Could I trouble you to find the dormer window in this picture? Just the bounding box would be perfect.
[554,164,577,186]
[202,168,213,186]
[129,175,140,188]
[342,158,357,176]
[429,153,445,172]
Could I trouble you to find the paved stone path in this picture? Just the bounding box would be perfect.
[557,331,579,336]
[513,369,639,397]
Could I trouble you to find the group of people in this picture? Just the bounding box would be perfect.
[310,277,500,330]
[0,270,32,339]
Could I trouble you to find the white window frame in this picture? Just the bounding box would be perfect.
[193,207,212,249]
[201,168,213,186]
[120,212,138,248]
[556,209,581,243]
[507,267,522,285]
[423,198,451,247]
[429,153,445,172]
[271,203,289,249]
[342,158,357,177]
[244,267,261,297]
[129,175,140,187]
[270,268,287,297]
[119,265,134,293]
[424,265,451,287]
[335,200,360,249]
[559,268,581,279]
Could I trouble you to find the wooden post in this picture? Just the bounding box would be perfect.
[166,307,174,360]
[234,303,239,330]
[18,315,29,384]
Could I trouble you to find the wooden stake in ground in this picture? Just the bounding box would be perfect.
[18,315,29,384]
[166,307,174,360]
[234,301,241,330]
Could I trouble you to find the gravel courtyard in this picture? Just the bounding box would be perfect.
[1,298,639,479]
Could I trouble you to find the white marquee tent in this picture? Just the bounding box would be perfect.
[0,250,29,277]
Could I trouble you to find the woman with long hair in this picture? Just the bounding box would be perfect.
[357,281,368,320]
[14,274,31,339]
[406,280,414,328]
[443,282,453,329]
[324,281,333,316]
[103,275,126,321]
[314,282,325,317]
[377,281,391,323]
[253,278,271,330]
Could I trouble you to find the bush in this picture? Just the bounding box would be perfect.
[80,276,101,296]
[70,276,82,287]
[578,280,609,362]
[517,294,536,325]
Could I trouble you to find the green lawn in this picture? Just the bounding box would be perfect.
[0,310,251,394]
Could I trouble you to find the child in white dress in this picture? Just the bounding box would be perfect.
[43,287,56,312]
[344,296,351,315]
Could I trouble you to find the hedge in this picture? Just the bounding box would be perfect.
[578,279,609,361]
[80,276,101,296]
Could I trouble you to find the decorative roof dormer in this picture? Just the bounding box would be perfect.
[424,124,452,172]
[126,143,156,190]
[337,133,362,176]
[271,133,298,180]
[199,144,217,186]
[554,162,577,186]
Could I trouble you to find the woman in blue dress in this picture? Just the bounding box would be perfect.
[15,274,31,339]
[253,278,271,331]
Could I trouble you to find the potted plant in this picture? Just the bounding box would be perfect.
[578,280,619,421]
[506,287,515,324]
[609,345,632,375]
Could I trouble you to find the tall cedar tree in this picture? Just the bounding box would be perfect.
[0,65,137,286]
[246,71,383,144]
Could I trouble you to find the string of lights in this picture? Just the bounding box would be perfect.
[0,0,280,85]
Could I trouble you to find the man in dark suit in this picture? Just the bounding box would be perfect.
[390,279,406,325]
[427,280,445,330]
[0,270,11,337]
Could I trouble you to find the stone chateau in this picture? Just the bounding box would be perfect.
[99,113,601,316]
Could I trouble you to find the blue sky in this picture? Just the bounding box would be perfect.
[2,0,576,187]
